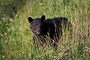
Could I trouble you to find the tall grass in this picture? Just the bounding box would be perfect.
[0,0,90,60]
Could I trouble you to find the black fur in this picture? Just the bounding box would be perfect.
[28,15,72,47]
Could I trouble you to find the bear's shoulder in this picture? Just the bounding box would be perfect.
[45,17,68,23]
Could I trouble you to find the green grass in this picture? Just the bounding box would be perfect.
[0,0,90,60]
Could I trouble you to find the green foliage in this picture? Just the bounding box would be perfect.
[0,0,90,60]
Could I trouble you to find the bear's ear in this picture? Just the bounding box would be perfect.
[28,17,33,23]
[41,15,45,20]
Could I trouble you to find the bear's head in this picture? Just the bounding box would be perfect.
[28,15,46,35]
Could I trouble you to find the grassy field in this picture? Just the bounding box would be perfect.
[0,0,90,60]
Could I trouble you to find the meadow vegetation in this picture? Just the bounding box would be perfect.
[0,0,90,60]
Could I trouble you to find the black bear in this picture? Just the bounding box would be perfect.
[28,15,72,47]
